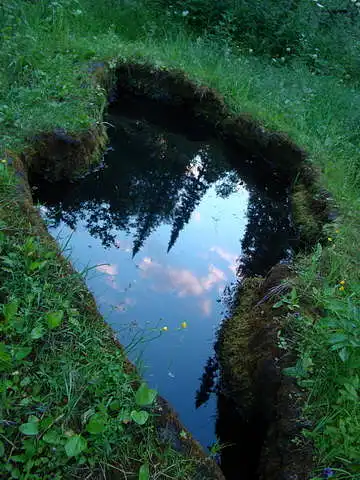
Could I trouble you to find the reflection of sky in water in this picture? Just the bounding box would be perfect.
[46,183,249,447]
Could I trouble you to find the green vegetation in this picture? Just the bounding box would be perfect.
[1,0,359,478]
[0,170,195,477]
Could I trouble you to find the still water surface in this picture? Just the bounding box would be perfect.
[34,102,292,449]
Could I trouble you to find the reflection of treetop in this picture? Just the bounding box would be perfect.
[40,118,236,255]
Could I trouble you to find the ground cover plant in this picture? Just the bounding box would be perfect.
[0,0,359,478]
[0,172,195,479]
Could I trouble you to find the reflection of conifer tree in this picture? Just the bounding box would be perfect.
[34,117,231,252]
[132,207,161,257]
[195,356,218,409]
[167,170,208,252]
[167,147,233,252]
[239,188,294,277]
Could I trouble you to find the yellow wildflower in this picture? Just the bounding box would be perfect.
[339,286,345,292]
[161,326,168,332]
[339,280,345,285]
[327,237,333,242]
[335,229,340,234]
[181,321,188,329]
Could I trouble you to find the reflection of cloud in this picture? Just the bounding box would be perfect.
[104,275,118,290]
[168,268,203,296]
[199,298,212,317]
[139,258,226,297]
[193,211,201,222]
[96,264,118,276]
[96,263,119,290]
[210,246,237,275]
[202,265,226,290]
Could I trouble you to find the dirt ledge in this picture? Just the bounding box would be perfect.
[217,265,314,480]
[4,151,225,479]
[4,60,333,479]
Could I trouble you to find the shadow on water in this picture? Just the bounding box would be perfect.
[31,94,296,479]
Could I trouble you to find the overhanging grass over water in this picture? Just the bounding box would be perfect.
[0,1,359,478]
[32,93,294,452]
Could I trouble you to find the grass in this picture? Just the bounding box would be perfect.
[0,170,196,478]
[0,0,359,478]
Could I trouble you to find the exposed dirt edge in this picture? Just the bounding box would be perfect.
[101,63,329,479]
[217,265,314,480]
[6,153,225,479]
[21,123,108,182]
[7,60,333,479]
[112,63,304,182]
[110,62,330,242]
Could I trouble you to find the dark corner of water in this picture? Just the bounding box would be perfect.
[30,88,298,480]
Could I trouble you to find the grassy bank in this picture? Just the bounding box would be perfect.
[0,169,199,478]
[1,0,359,478]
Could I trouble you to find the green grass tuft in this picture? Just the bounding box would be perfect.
[0,0,359,477]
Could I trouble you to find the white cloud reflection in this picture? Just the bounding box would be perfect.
[199,298,212,317]
[210,246,238,275]
[96,264,118,276]
[139,257,226,298]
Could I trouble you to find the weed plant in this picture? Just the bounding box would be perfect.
[0,0,359,477]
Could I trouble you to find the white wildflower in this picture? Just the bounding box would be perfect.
[182,10,189,16]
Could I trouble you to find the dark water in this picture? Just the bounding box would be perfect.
[32,98,294,455]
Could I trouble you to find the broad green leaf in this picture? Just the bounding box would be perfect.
[343,383,358,401]
[339,347,349,363]
[12,316,25,333]
[135,383,157,406]
[46,311,64,330]
[109,399,121,411]
[131,410,149,425]
[272,300,284,309]
[3,301,18,322]
[28,260,47,272]
[86,414,106,434]
[10,467,20,478]
[40,417,53,431]
[139,463,150,480]
[19,422,39,436]
[65,435,87,457]
[9,455,26,463]
[329,333,347,345]
[22,438,36,457]
[14,346,32,361]
[30,326,45,340]
[43,430,61,445]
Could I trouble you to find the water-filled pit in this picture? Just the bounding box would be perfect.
[31,89,296,476]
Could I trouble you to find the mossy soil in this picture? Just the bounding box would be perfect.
[1,61,331,479]
[217,266,314,480]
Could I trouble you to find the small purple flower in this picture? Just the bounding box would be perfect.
[322,467,334,479]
